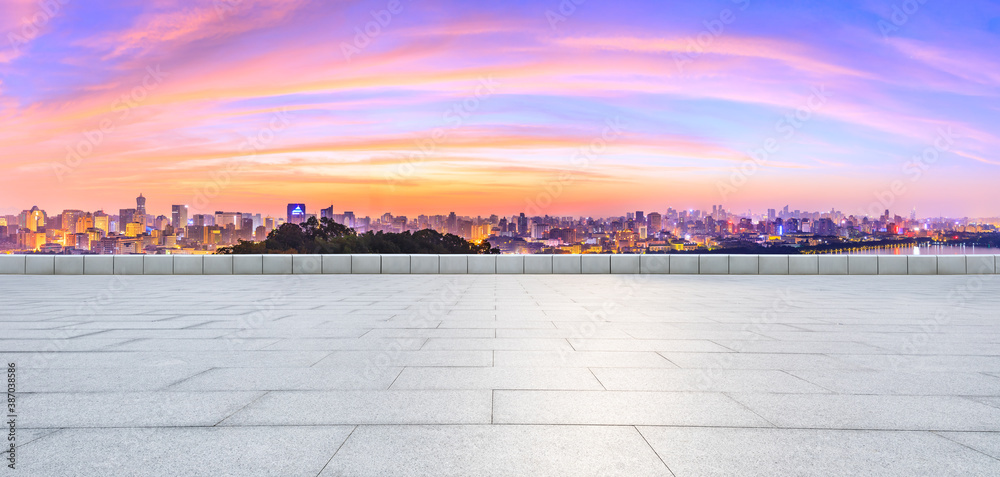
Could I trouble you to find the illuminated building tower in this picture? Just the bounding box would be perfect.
[136,193,146,216]
[20,206,47,232]
[172,205,188,231]
[94,212,109,235]
[287,203,307,224]
[61,210,84,232]
[76,214,94,233]
[125,222,144,237]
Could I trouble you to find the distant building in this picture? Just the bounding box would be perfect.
[172,205,188,231]
[648,212,662,233]
[287,203,307,224]
[119,208,136,233]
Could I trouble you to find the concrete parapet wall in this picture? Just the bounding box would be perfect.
[1,254,997,275]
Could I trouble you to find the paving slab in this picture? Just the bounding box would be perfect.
[322,425,671,477]
[639,427,1000,476]
[19,427,354,477]
[221,390,491,425]
[730,393,1000,430]
[3,273,1000,474]
[390,366,604,390]
[493,390,772,426]
[20,391,263,428]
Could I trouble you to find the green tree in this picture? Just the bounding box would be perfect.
[217,220,498,254]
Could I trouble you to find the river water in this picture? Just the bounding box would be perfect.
[834,244,998,255]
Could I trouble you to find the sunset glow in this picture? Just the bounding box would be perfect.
[2,0,998,217]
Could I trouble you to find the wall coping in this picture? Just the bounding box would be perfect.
[0,254,996,275]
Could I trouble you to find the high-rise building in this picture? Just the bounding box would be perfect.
[60,210,84,232]
[119,208,136,233]
[287,203,307,224]
[648,212,662,233]
[320,206,334,221]
[214,211,240,229]
[75,214,94,233]
[172,205,188,231]
[125,222,144,237]
[19,206,46,232]
[192,214,213,227]
[93,212,109,235]
[136,193,146,216]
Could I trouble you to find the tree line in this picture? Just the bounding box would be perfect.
[217,217,498,254]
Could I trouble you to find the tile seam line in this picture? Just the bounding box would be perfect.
[722,391,779,428]
[633,425,677,477]
[212,390,270,427]
[931,431,1000,463]
[19,424,1000,431]
[162,367,217,390]
[315,425,358,477]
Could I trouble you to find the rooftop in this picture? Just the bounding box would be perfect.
[6,274,1000,475]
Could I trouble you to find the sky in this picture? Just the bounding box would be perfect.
[1,0,998,218]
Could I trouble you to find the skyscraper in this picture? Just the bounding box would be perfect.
[172,205,188,230]
[119,208,136,233]
[136,193,146,215]
[648,212,662,233]
[287,203,307,224]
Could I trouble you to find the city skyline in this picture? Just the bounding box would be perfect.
[4,191,997,255]
[2,0,999,217]
[6,196,1000,224]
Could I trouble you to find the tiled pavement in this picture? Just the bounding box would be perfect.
[3,274,1000,476]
